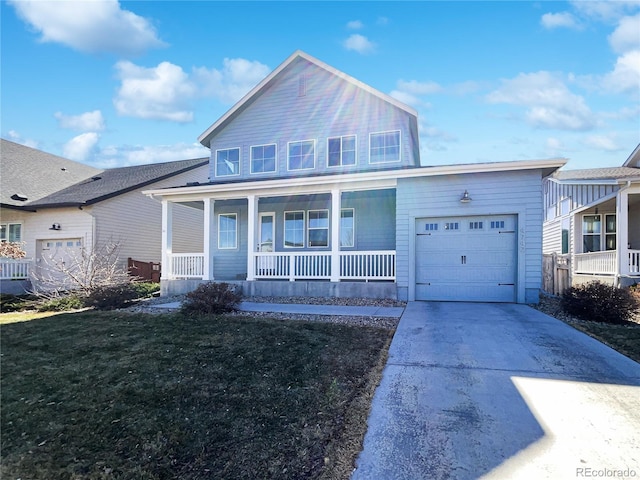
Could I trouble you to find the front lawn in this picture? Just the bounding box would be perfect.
[1,311,393,479]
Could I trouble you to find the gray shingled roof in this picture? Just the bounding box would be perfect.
[1,138,102,207]
[554,166,640,181]
[27,157,209,208]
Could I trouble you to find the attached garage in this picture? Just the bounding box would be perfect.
[415,215,517,302]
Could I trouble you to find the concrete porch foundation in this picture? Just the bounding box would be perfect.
[161,279,398,300]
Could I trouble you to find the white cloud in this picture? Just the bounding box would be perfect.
[570,0,640,23]
[346,20,363,30]
[55,110,105,131]
[63,132,100,161]
[541,12,580,29]
[545,137,565,151]
[8,0,166,56]
[94,142,209,168]
[343,34,376,54]
[486,71,597,131]
[6,130,39,149]
[396,80,443,95]
[602,50,640,95]
[608,14,640,54]
[194,58,270,104]
[584,134,622,152]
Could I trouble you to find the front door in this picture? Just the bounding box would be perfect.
[257,213,275,276]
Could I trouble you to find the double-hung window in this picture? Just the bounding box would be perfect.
[0,223,21,242]
[369,130,400,164]
[218,213,237,249]
[216,148,240,177]
[288,140,315,171]
[327,135,356,167]
[251,144,276,174]
[340,209,355,247]
[308,210,329,247]
[582,215,601,252]
[605,214,616,250]
[284,211,305,248]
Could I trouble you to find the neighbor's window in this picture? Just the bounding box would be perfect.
[284,211,305,248]
[582,215,601,252]
[218,213,237,249]
[561,218,570,254]
[340,209,355,247]
[308,210,329,247]
[251,144,276,174]
[0,223,21,242]
[370,130,400,164]
[216,148,240,177]
[605,214,616,251]
[288,140,315,171]
[328,135,356,167]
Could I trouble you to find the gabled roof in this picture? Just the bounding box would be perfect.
[623,143,640,168]
[27,157,208,209]
[553,166,640,182]
[1,138,101,208]
[198,50,418,148]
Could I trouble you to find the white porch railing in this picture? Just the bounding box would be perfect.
[0,258,31,280]
[574,251,616,275]
[340,251,396,280]
[170,253,205,279]
[628,250,640,274]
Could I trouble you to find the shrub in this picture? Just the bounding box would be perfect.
[86,283,140,310]
[130,281,161,298]
[38,295,86,312]
[561,281,639,324]
[0,293,38,312]
[181,282,242,316]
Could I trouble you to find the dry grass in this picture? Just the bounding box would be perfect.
[1,310,393,479]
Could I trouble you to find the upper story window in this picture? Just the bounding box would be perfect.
[216,148,240,177]
[328,135,356,167]
[370,130,400,164]
[0,223,21,242]
[288,140,315,171]
[251,144,277,174]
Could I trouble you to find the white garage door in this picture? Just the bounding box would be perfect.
[415,215,517,302]
[37,238,84,288]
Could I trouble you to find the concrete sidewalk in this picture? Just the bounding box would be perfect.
[152,301,405,318]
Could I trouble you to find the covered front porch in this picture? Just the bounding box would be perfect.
[147,173,400,298]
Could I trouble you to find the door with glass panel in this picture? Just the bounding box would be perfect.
[257,213,275,276]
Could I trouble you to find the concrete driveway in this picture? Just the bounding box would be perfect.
[352,302,640,480]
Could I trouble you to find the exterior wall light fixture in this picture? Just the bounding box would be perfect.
[460,190,472,203]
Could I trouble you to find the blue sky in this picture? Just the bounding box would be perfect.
[2,1,639,170]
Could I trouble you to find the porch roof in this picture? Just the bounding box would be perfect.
[553,167,640,183]
[143,158,566,201]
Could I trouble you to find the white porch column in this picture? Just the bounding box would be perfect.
[330,188,341,282]
[161,200,173,280]
[617,187,629,278]
[203,198,215,280]
[246,194,258,281]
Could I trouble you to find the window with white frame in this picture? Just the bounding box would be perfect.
[369,130,400,164]
[0,223,22,242]
[605,214,616,251]
[562,218,570,254]
[251,144,276,174]
[308,210,329,247]
[284,211,305,248]
[328,135,356,167]
[288,140,315,171]
[340,209,355,247]
[216,148,240,177]
[582,215,601,252]
[218,213,237,249]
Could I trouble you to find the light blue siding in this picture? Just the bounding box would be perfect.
[208,57,419,182]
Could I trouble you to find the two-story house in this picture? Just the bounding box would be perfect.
[144,50,565,303]
[543,144,640,291]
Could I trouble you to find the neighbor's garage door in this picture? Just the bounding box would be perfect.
[415,215,517,302]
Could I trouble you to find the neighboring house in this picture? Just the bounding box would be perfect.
[0,139,209,293]
[144,50,565,304]
[543,144,640,289]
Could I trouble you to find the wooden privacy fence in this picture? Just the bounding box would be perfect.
[128,258,161,282]
[542,253,571,296]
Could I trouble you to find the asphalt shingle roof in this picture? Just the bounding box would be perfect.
[554,166,640,181]
[1,139,101,207]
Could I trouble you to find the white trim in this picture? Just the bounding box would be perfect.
[214,147,241,178]
[218,212,238,249]
[0,222,23,243]
[250,143,278,175]
[287,139,316,172]
[327,134,357,168]
[284,210,305,248]
[369,130,401,164]
[307,209,329,248]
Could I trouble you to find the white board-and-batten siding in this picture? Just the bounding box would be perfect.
[543,179,619,214]
[92,165,209,264]
[396,170,544,304]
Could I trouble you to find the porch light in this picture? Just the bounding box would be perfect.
[50,223,61,231]
[460,190,472,203]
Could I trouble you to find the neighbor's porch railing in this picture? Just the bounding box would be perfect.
[170,253,205,279]
[573,250,640,276]
[0,258,32,280]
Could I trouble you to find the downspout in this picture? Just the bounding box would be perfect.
[615,181,631,287]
